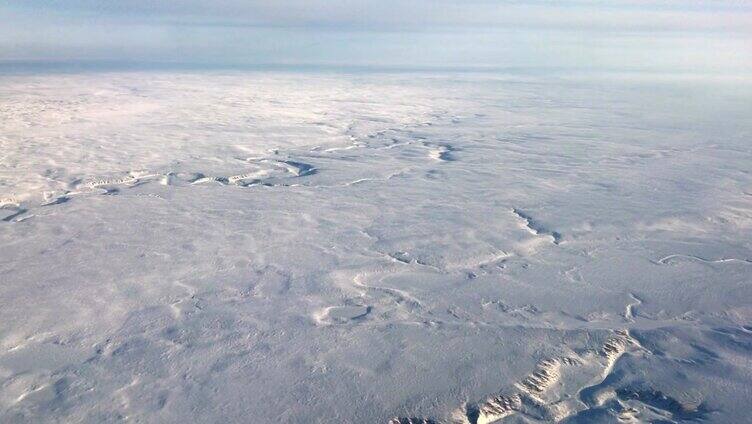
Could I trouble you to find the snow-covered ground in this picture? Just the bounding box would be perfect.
[1,70,751,423]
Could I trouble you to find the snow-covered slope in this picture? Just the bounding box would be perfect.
[1,71,751,423]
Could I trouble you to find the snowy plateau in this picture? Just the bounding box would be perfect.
[1,71,751,423]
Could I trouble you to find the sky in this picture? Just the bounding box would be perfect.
[1,1,751,73]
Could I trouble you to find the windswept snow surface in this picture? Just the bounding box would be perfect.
[1,71,751,423]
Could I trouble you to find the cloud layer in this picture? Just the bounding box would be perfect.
[2,1,751,72]
[8,0,752,31]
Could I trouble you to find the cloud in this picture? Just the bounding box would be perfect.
[1,1,751,71]
[6,0,752,32]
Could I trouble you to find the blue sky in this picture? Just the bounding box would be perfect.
[2,1,751,73]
